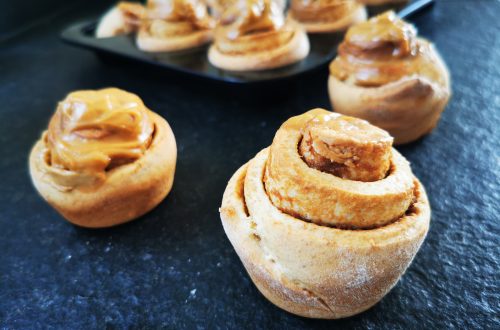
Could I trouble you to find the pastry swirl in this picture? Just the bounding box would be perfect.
[328,11,451,144]
[137,0,215,52]
[289,0,367,33]
[30,88,177,228]
[220,108,430,318]
[208,0,310,71]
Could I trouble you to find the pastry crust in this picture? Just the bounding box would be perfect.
[136,26,213,52]
[30,111,177,228]
[208,27,309,71]
[292,4,367,33]
[329,41,450,144]
[220,150,429,318]
[220,109,430,318]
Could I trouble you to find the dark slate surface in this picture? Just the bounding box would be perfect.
[0,0,498,328]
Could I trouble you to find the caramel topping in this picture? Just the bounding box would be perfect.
[218,0,285,40]
[291,0,356,23]
[118,2,147,27]
[46,88,154,180]
[146,0,214,29]
[330,11,443,87]
[344,10,416,57]
[299,112,393,181]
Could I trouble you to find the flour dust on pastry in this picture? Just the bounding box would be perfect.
[289,0,367,33]
[96,2,146,38]
[328,11,451,144]
[29,88,177,228]
[220,108,430,318]
[208,0,310,71]
[136,0,215,52]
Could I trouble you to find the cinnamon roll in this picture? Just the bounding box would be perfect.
[137,0,215,52]
[289,0,367,33]
[29,88,177,228]
[208,0,310,71]
[220,108,430,318]
[328,11,451,144]
[96,2,146,38]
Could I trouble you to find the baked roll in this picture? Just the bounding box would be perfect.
[220,108,430,318]
[328,11,451,144]
[289,0,367,33]
[137,0,215,52]
[208,0,310,71]
[96,2,146,38]
[29,88,177,228]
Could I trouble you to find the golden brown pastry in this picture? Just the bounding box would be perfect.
[289,0,367,33]
[29,88,177,228]
[137,0,215,52]
[96,2,146,38]
[328,11,451,144]
[220,108,430,318]
[208,0,310,71]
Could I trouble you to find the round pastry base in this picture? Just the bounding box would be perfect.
[208,29,310,72]
[137,28,213,53]
[29,112,177,228]
[220,149,430,319]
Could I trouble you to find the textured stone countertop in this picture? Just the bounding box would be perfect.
[0,0,498,328]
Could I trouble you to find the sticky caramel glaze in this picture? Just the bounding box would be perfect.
[46,88,154,186]
[214,0,294,55]
[330,11,444,87]
[145,0,213,29]
[299,112,393,182]
[290,0,357,23]
[264,108,415,229]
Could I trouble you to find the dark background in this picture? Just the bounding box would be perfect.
[0,0,499,328]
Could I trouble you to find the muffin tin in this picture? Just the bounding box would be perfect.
[61,0,434,84]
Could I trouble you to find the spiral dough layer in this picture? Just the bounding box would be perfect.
[220,108,430,318]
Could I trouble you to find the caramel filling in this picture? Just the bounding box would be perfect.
[299,112,393,182]
[214,0,294,55]
[290,0,358,23]
[144,0,214,36]
[330,11,444,87]
[45,88,154,187]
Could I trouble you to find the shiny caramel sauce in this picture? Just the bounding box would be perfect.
[214,0,294,54]
[46,88,154,177]
[299,112,393,181]
[330,11,444,87]
[291,0,356,23]
[218,0,286,40]
[145,0,213,29]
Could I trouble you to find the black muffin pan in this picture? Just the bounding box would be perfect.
[61,0,434,84]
